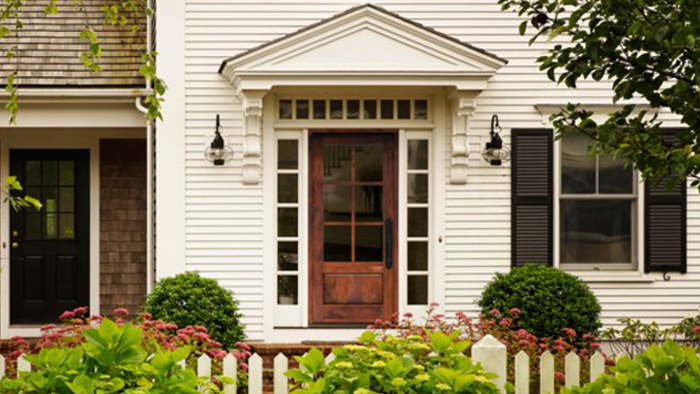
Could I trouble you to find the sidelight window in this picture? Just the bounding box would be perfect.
[276,139,300,304]
[406,138,430,305]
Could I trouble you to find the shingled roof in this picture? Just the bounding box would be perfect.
[0,0,147,87]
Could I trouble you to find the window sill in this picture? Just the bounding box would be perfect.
[566,271,656,283]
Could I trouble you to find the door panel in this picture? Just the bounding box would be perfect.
[309,132,397,325]
[10,150,90,324]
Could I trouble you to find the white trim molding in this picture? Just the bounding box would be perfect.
[449,91,477,184]
[535,103,656,126]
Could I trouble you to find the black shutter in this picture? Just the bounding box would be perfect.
[511,129,553,267]
[645,130,687,274]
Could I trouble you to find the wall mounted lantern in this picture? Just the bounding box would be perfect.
[482,114,511,166]
[205,114,233,166]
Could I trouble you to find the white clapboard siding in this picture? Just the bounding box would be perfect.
[180,0,700,341]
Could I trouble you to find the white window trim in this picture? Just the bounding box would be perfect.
[553,136,653,282]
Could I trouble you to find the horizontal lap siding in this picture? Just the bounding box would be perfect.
[184,0,699,335]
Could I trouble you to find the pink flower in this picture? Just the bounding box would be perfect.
[112,308,129,317]
[509,308,521,316]
[236,341,252,351]
[590,343,601,350]
[554,346,565,352]
[554,372,565,383]
[403,312,413,318]
[488,309,501,317]
[499,318,511,327]
[429,302,440,307]
[40,324,55,331]
[59,311,75,320]
[693,326,700,333]
[583,334,596,341]
[73,306,88,316]
[562,328,577,337]
[140,312,152,320]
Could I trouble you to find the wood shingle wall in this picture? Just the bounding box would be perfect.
[0,0,146,86]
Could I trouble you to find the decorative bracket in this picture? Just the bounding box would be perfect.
[239,90,267,185]
[450,91,477,184]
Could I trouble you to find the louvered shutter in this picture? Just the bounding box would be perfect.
[511,129,553,267]
[644,130,687,274]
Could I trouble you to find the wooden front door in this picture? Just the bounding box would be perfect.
[10,150,90,324]
[309,131,398,325]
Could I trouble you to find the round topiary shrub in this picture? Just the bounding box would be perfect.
[478,265,601,338]
[143,272,245,348]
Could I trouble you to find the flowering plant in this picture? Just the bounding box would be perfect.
[8,307,252,392]
[287,329,500,394]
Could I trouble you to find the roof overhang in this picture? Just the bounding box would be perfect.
[219,4,507,94]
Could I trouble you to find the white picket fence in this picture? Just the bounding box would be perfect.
[7,335,613,394]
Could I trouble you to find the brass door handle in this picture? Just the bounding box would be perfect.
[11,242,18,249]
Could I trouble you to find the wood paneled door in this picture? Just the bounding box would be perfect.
[309,131,398,325]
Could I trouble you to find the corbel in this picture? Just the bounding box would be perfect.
[239,90,267,185]
[450,91,477,184]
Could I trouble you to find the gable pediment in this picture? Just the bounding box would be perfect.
[220,4,507,91]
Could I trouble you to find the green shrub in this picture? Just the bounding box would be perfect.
[563,340,700,394]
[0,319,229,394]
[144,272,245,348]
[287,330,501,394]
[478,265,601,338]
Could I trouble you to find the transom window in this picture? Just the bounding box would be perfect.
[278,99,429,121]
[559,133,637,269]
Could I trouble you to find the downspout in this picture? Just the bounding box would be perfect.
[135,0,155,293]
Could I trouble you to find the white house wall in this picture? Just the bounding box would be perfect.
[181,0,698,340]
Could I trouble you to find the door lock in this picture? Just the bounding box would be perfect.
[12,230,18,237]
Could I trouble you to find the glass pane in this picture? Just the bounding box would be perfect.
[347,100,360,119]
[364,100,377,119]
[25,213,41,239]
[278,241,298,271]
[42,160,58,186]
[25,161,41,186]
[398,100,411,119]
[356,186,382,222]
[279,100,292,119]
[408,208,428,237]
[277,140,298,170]
[355,145,383,182]
[408,241,428,271]
[313,100,326,119]
[380,100,394,119]
[277,276,298,305]
[324,185,351,222]
[43,187,58,213]
[323,144,352,181]
[599,154,633,194]
[278,208,298,237]
[408,140,429,170]
[59,214,75,239]
[330,100,343,119]
[356,226,383,262]
[46,213,57,239]
[414,100,428,119]
[59,161,74,186]
[408,174,428,204]
[324,226,351,261]
[561,200,632,264]
[408,275,428,305]
[562,133,596,194]
[278,174,298,203]
[296,100,309,119]
[59,187,74,212]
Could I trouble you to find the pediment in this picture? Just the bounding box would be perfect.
[220,4,507,91]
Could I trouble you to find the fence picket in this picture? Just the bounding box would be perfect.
[565,352,580,388]
[473,335,507,393]
[539,351,554,394]
[514,351,529,394]
[198,354,212,392]
[223,353,237,394]
[325,352,336,363]
[0,355,5,379]
[590,352,605,382]
[248,353,263,394]
[274,353,288,394]
[17,355,30,373]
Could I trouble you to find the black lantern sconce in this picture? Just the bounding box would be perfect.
[205,114,234,166]
[482,114,511,166]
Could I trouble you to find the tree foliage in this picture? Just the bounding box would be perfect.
[499,0,700,188]
[0,0,166,124]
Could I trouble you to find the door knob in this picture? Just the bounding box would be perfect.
[11,242,18,249]
[12,230,18,237]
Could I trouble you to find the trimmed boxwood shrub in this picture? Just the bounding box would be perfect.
[143,272,245,348]
[478,265,601,338]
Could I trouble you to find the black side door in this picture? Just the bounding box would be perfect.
[10,150,90,324]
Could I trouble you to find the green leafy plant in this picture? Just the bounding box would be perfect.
[144,272,245,348]
[478,266,601,338]
[563,340,700,394]
[498,0,700,190]
[0,317,230,394]
[287,329,502,394]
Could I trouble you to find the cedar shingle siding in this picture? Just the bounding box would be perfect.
[0,0,146,86]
